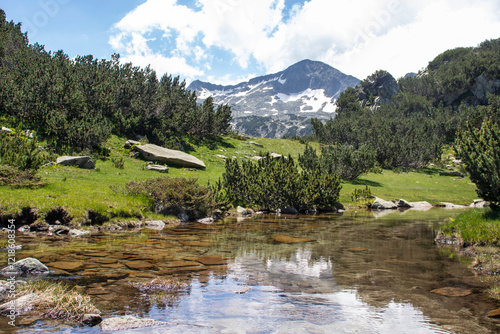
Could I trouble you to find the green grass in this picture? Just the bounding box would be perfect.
[0,134,479,223]
[440,208,500,245]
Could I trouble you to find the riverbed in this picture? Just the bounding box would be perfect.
[1,208,499,333]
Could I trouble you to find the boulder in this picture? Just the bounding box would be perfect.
[370,197,397,210]
[270,152,283,159]
[470,200,490,208]
[133,144,206,169]
[0,258,49,277]
[1,126,13,133]
[100,315,168,331]
[56,156,95,169]
[144,165,169,173]
[124,139,141,149]
[0,293,39,316]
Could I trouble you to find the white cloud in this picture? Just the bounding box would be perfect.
[109,0,500,84]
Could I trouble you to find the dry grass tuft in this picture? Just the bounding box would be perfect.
[16,280,100,322]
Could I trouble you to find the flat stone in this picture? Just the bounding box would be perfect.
[179,241,212,247]
[488,309,500,318]
[100,315,168,331]
[273,234,315,244]
[124,260,156,270]
[233,286,251,294]
[347,248,368,252]
[196,256,227,266]
[163,260,200,268]
[145,165,169,173]
[133,144,206,169]
[430,287,473,297]
[384,259,418,265]
[47,261,85,272]
[56,156,95,169]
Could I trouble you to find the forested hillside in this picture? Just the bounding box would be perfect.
[0,9,232,154]
[310,38,500,169]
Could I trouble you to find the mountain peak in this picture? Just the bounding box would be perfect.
[187,60,359,138]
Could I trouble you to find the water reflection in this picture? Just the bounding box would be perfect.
[1,209,499,333]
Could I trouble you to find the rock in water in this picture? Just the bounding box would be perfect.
[430,287,473,297]
[100,316,168,331]
[133,144,206,169]
[0,258,49,277]
[56,156,95,169]
[371,197,397,210]
[273,234,314,244]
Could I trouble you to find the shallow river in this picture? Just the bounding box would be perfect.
[1,208,500,333]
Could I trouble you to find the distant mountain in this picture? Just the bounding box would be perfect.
[188,60,359,138]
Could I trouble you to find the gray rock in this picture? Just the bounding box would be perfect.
[1,126,13,133]
[270,152,283,159]
[0,293,39,316]
[145,164,169,173]
[70,229,90,237]
[82,313,102,326]
[100,315,168,331]
[371,197,397,210]
[0,258,49,277]
[236,206,254,216]
[397,199,413,208]
[358,71,399,108]
[56,156,95,169]
[409,201,433,210]
[197,217,214,224]
[124,139,141,149]
[133,144,206,169]
[215,154,227,159]
[249,141,264,148]
[470,200,490,208]
[177,213,190,222]
[252,156,263,161]
[438,202,468,209]
[144,220,165,230]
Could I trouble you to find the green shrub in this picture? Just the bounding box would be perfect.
[455,118,500,208]
[221,154,341,212]
[0,132,47,171]
[299,144,375,180]
[126,177,222,220]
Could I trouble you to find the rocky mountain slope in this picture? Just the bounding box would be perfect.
[188,60,359,138]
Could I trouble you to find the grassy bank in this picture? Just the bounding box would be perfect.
[437,208,500,299]
[0,134,478,223]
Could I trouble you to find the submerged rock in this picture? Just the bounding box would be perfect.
[47,261,85,272]
[0,258,49,277]
[100,315,168,331]
[430,287,473,297]
[196,256,227,266]
[273,234,315,244]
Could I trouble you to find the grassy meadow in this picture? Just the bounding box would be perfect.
[0,134,478,222]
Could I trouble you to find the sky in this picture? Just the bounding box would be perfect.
[2,0,500,85]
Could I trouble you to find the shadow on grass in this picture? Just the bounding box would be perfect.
[184,136,236,153]
[484,208,500,220]
[346,178,383,187]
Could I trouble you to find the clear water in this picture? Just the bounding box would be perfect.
[1,208,500,333]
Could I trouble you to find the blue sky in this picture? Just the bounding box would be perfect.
[3,0,500,85]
